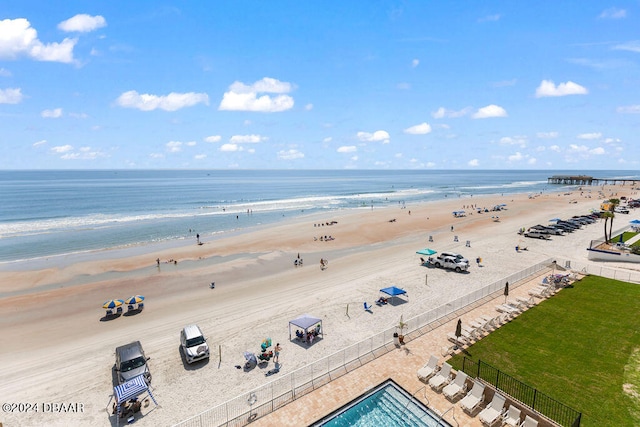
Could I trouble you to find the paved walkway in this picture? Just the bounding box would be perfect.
[253,269,566,427]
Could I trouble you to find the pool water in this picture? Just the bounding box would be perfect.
[311,380,452,426]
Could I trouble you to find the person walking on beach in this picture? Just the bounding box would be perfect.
[274,343,281,363]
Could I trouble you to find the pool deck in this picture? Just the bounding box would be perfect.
[252,270,561,427]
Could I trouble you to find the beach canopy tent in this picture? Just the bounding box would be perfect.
[380,286,408,304]
[288,314,323,340]
[112,375,158,426]
[452,210,466,217]
[416,248,437,256]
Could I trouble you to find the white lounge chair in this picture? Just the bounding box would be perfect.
[479,393,506,426]
[442,371,468,401]
[520,415,538,427]
[428,362,452,391]
[515,296,536,307]
[448,331,471,346]
[460,380,485,414]
[502,405,522,427]
[495,304,519,315]
[417,355,439,382]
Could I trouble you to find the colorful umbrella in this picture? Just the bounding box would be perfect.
[103,299,124,309]
[125,295,145,305]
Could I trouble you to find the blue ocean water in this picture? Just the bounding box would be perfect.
[0,170,636,263]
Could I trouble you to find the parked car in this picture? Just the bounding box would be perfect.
[115,341,151,385]
[180,324,210,364]
[615,207,629,214]
[437,251,469,264]
[433,256,469,272]
[553,223,575,233]
[524,230,550,239]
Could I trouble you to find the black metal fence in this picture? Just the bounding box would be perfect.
[461,358,581,427]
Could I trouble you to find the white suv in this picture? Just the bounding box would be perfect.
[438,252,469,264]
[180,324,210,364]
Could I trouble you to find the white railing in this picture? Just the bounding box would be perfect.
[173,258,556,427]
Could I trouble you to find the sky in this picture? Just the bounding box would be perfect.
[1,1,639,170]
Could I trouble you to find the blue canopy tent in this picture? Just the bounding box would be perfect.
[416,248,437,256]
[379,286,408,305]
[112,375,158,426]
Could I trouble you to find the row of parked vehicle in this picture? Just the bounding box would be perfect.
[521,213,598,239]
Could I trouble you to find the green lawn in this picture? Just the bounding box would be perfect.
[449,276,640,426]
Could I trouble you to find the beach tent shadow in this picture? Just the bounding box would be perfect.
[123,308,142,317]
[387,299,408,307]
[290,336,323,349]
[100,313,121,322]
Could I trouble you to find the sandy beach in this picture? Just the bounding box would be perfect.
[0,185,637,427]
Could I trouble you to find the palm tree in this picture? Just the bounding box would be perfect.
[608,198,620,242]
[602,211,613,243]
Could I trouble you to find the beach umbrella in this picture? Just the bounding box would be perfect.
[125,295,145,305]
[103,299,124,309]
[243,351,257,365]
[503,282,509,303]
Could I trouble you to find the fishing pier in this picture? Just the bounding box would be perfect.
[547,175,638,186]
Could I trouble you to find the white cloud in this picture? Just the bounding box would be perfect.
[0,87,23,104]
[194,154,207,160]
[613,41,640,53]
[549,145,561,152]
[478,14,501,22]
[0,18,77,63]
[220,143,239,152]
[603,138,620,144]
[116,90,209,111]
[411,59,419,68]
[41,108,63,118]
[278,149,304,160]
[0,68,11,77]
[432,106,472,119]
[150,153,164,159]
[403,122,432,135]
[528,158,537,165]
[186,141,196,147]
[508,152,524,162]
[322,137,332,143]
[617,105,640,114]
[397,82,411,90]
[204,135,221,143]
[468,159,479,167]
[577,132,601,140]
[69,112,88,119]
[536,131,559,139]
[51,144,73,153]
[58,14,106,33]
[166,141,182,152]
[499,136,527,147]
[598,8,626,19]
[219,77,294,112]
[590,147,605,155]
[305,103,313,111]
[472,104,507,119]
[567,144,589,153]
[33,139,47,147]
[337,146,357,153]
[229,134,266,143]
[535,80,588,97]
[357,130,390,143]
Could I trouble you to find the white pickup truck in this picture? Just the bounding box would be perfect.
[432,255,469,272]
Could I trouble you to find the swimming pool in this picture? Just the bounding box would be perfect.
[311,379,452,426]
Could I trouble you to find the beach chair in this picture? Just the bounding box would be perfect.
[106,309,114,316]
[520,415,538,427]
[116,306,123,315]
[363,302,372,311]
[417,355,439,382]
[442,371,468,401]
[128,304,135,312]
[460,380,485,415]
[447,331,471,346]
[495,304,519,316]
[515,296,536,307]
[428,362,452,391]
[137,302,144,310]
[479,393,506,426]
[502,405,522,427]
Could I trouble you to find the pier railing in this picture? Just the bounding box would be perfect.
[173,258,553,427]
